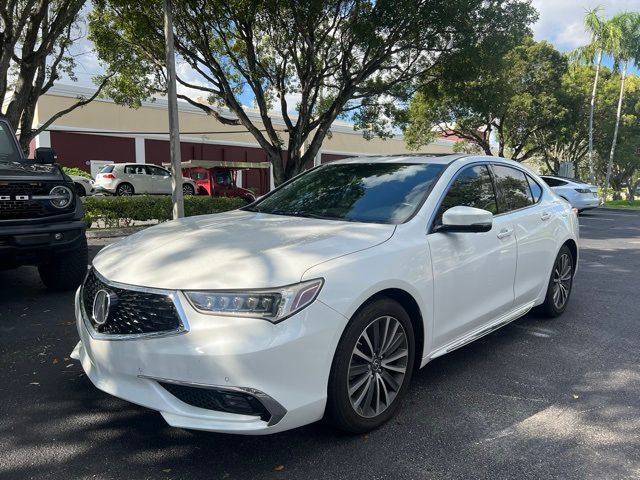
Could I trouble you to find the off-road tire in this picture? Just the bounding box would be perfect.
[38,236,88,291]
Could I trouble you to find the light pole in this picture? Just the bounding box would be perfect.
[164,0,184,219]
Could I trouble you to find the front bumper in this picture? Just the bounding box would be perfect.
[0,220,86,268]
[72,286,347,434]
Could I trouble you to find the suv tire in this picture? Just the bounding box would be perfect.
[38,236,88,291]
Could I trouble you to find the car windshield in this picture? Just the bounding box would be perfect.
[0,122,23,163]
[245,162,445,224]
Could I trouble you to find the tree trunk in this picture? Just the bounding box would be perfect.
[588,50,602,185]
[603,62,627,203]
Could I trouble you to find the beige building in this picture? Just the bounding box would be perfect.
[29,84,456,194]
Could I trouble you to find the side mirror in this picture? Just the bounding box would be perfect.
[35,147,57,164]
[435,206,493,233]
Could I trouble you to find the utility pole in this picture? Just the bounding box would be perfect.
[164,0,184,219]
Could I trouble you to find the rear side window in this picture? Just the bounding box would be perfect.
[492,165,533,213]
[527,175,543,203]
[99,165,114,173]
[541,177,567,187]
[436,165,498,224]
[124,165,148,175]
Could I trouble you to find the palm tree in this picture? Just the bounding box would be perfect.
[603,12,640,200]
[571,8,615,185]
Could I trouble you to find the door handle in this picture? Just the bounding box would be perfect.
[540,212,551,221]
[497,228,513,240]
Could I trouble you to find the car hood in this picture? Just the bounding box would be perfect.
[92,210,395,290]
[0,160,62,179]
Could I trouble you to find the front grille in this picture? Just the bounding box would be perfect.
[159,382,271,421]
[82,269,183,336]
[0,182,49,219]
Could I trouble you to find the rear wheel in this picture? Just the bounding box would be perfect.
[326,298,415,433]
[538,245,574,318]
[38,236,88,291]
[116,183,134,196]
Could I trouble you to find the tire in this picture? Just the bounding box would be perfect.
[74,183,86,197]
[326,298,415,433]
[38,235,88,291]
[116,183,134,196]
[538,245,574,318]
[183,184,195,196]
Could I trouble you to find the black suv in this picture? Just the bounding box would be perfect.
[0,117,87,290]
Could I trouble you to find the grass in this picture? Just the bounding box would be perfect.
[604,199,640,210]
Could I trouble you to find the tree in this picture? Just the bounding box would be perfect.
[571,8,618,184]
[89,0,537,185]
[403,38,566,163]
[602,12,640,199]
[0,0,111,151]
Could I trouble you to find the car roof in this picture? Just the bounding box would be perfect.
[332,154,466,165]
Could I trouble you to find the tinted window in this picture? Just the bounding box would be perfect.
[436,165,498,223]
[493,165,534,212]
[541,176,567,187]
[99,165,114,173]
[215,171,233,186]
[0,123,21,163]
[527,175,543,202]
[246,163,444,224]
[148,166,169,176]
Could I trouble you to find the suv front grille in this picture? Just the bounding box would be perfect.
[0,182,72,220]
[82,269,184,336]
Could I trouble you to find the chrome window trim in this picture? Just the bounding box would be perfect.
[80,267,191,341]
[139,375,288,426]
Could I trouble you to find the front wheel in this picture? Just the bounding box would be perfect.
[38,236,88,291]
[538,245,574,318]
[326,298,415,433]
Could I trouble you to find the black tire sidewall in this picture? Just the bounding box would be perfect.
[542,245,574,317]
[326,298,415,433]
[38,236,88,291]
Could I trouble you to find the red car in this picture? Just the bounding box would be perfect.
[166,160,270,203]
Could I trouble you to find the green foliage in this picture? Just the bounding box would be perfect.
[63,167,92,178]
[83,195,247,228]
[605,199,640,209]
[404,38,568,162]
[89,0,536,184]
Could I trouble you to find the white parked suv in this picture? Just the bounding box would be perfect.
[72,155,579,435]
[540,175,600,212]
[94,163,197,196]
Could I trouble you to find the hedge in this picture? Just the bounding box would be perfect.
[63,167,92,178]
[84,195,248,228]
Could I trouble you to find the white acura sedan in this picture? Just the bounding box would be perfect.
[72,155,579,435]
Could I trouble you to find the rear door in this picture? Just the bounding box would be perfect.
[148,166,172,194]
[123,165,152,193]
[428,164,517,347]
[492,165,555,306]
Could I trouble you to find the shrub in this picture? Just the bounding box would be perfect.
[63,167,92,178]
[83,195,247,228]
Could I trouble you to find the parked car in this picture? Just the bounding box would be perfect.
[94,163,198,196]
[0,116,87,291]
[69,175,94,197]
[72,154,579,435]
[540,175,599,212]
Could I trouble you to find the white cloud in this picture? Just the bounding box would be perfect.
[531,0,640,51]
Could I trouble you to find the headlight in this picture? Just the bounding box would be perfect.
[49,185,73,208]
[184,278,324,323]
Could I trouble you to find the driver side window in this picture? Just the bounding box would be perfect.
[436,165,498,224]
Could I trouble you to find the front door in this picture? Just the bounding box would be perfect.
[148,165,173,194]
[427,164,517,348]
[123,164,152,193]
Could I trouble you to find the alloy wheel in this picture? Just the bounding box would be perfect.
[183,184,194,196]
[348,315,409,418]
[552,253,572,310]
[118,184,133,196]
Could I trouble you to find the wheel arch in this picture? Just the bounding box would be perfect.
[563,238,578,275]
[355,288,425,370]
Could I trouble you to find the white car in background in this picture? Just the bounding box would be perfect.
[94,163,197,196]
[540,175,600,212]
[72,155,579,435]
[68,175,94,197]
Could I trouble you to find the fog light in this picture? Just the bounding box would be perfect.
[54,233,63,240]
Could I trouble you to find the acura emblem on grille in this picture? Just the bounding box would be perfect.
[92,289,116,326]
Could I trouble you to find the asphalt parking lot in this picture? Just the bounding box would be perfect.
[1,208,639,480]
